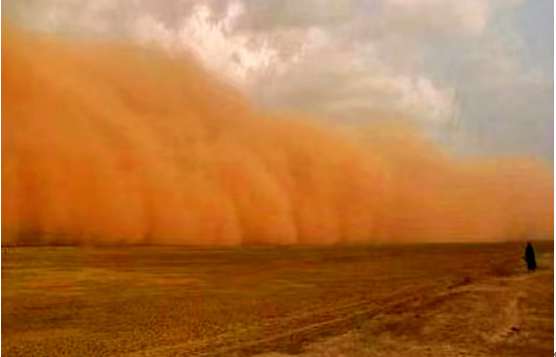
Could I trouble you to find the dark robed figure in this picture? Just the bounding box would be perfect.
[524,242,536,272]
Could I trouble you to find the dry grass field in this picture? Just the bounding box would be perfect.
[2,241,553,357]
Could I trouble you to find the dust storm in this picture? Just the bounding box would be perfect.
[2,26,553,246]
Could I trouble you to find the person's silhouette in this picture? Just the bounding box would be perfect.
[524,242,537,272]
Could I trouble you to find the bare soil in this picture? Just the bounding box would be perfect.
[2,241,553,356]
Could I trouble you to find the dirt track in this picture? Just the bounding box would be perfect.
[263,259,554,357]
[2,242,553,356]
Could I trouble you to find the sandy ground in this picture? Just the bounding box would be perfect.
[2,242,553,357]
[254,255,554,357]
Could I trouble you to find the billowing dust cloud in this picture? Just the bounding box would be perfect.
[2,27,553,246]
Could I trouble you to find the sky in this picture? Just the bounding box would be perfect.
[4,0,554,161]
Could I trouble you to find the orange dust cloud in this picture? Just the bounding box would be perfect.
[2,26,553,246]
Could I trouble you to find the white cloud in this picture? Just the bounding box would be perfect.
[129,2,332,89]
[125,0,463,125]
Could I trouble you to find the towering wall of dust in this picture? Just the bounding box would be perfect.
[2,27,554,246]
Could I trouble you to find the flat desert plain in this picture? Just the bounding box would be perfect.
[2,241,553,357]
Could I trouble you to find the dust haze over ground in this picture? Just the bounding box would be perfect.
[1,25,554,246]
